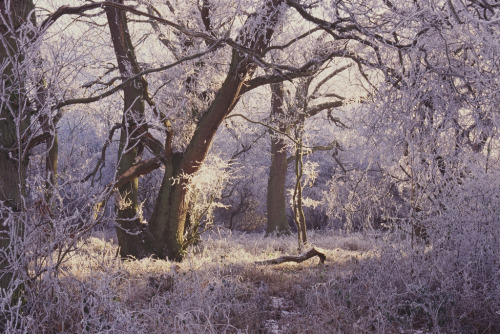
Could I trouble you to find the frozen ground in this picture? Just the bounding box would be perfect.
[14,228,500,333]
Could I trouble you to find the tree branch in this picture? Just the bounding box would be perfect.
[286,142,337,165]
[54,40,223,110]
[310,64,352,98]
[42,1,211,42]
[306,101,344,117]
[242,50,348,93]
[255,247,327,265]
[285,0,429,50]
[25,132,51,151]
[82,123,122,184]
[226,113,310,148]
[114,158,162,189]
[263,27,322,53]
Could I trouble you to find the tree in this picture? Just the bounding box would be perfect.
[0,0,398,269]
[0,0,36,292]
[266,82,291,235]
[105,0,154,258]
[291,0,500,237]
[40,0,305,260]
[84,0,340,260]
[146,0,289,260]
[266,63,351,243]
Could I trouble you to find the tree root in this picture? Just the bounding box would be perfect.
[255,247,326,265]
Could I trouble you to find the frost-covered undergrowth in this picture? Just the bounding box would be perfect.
[8,229,500,333]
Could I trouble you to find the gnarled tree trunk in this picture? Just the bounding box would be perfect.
[149,57,248,260]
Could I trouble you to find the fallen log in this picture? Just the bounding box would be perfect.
[255,246,326,265]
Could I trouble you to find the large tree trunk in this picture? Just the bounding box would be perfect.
[147,0,285,261]
[149,57,247,260]
[266,82,291,235]
[149,167,189,261]
[106,1,152,258]
[0,0,35,292]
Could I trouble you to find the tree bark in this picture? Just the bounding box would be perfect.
[0,0,35,292]
[266,82,291,235]
[105,0,153,258]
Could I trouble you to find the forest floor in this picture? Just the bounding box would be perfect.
[55,229,381,333]
[44,228,497,333]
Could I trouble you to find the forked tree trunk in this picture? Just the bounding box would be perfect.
[266,82,291,235]
[149,58,248,260]
[148,0,286,261]
[108,0,286,261]
[145,0,283,261]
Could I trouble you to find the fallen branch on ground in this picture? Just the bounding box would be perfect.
[255,247,326,265]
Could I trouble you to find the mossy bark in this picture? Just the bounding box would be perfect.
[149,169,190,261]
